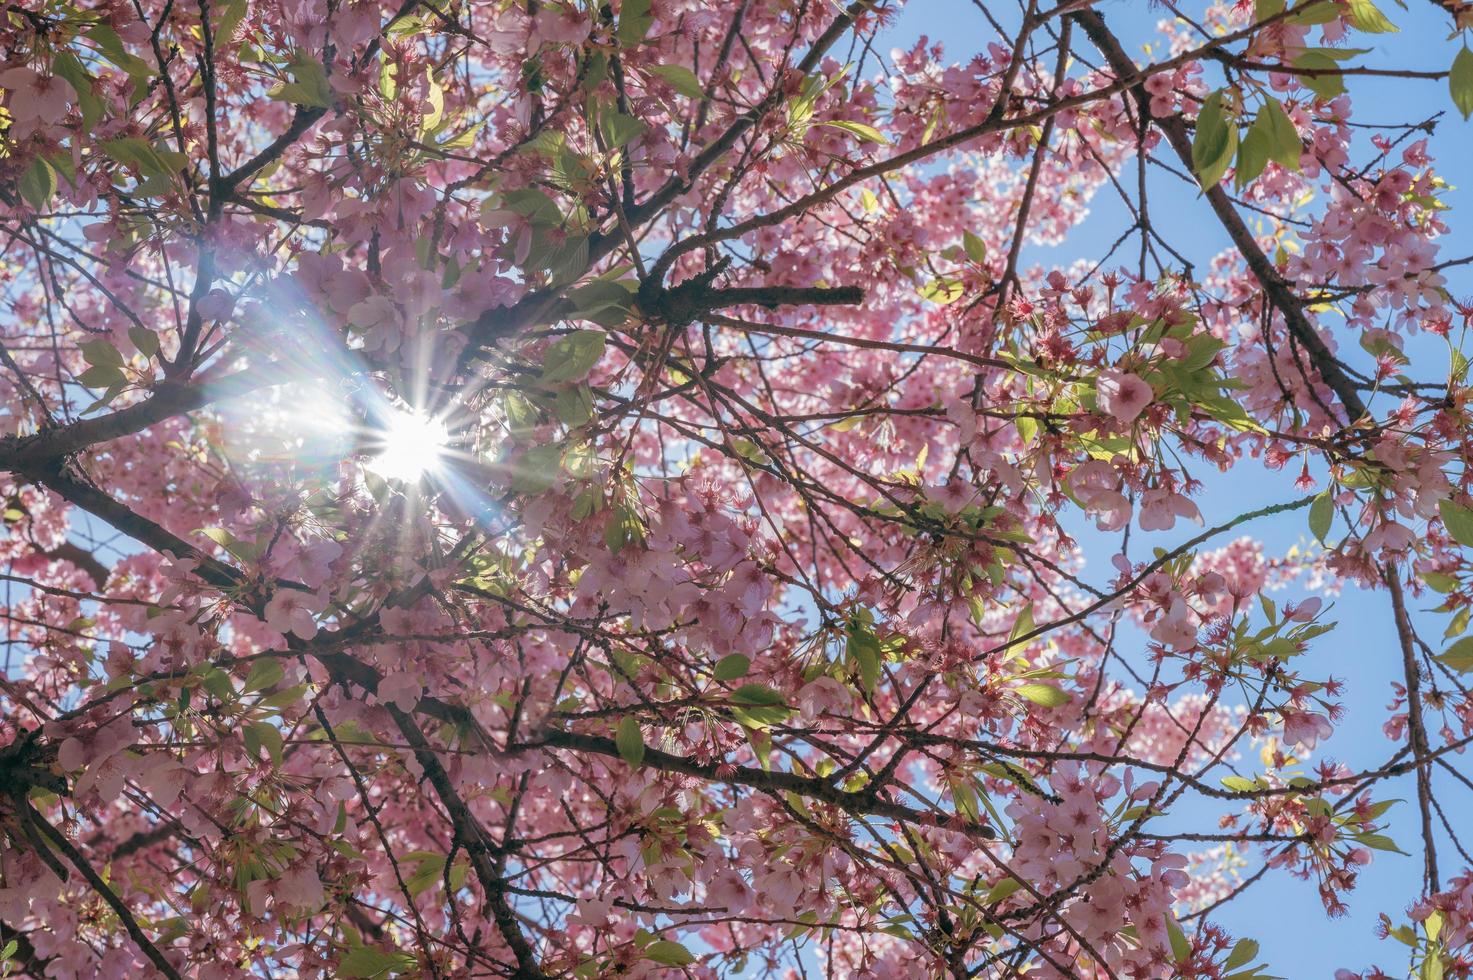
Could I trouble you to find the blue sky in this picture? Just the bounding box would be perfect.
[883,1,1473,974]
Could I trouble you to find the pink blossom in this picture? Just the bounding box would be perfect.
[1138,488,1202,532]
[264,589,321,639]
[534,7,592,45]
[0,67,70,128]
[1096,369,1153,424]
[275,866,326,910]
[1282,710,1334,752]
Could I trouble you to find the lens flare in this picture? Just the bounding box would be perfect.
[368,408,449,483]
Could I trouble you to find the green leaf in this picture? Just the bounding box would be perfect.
[568,279,636,326]
[200,526,258,562]
[549,234,591,285]
[1424,571,1459,593]
[214,0,248,41]
[18,157,56,210]
[1287,0,1343,25]
[101,137,187,192]
[730,684,786,707]
[645,940,695,966]
[241,722,261,758]
[1346,0,1397,33]
[200,667,236,701]
[984,877,1023,904]
[86,24,154,91]
[1440,499,1473,547]
[541,330,606,384]
[599,110,646,148]
[617,0,654,47]
[1165,916,1192,962]
[1192,91,1238,188]
[1355,832,1408,854]
[504,391,540,435]
[951,778,981,821]
[1258,98,1301,171]
[1308,490,1333,544]
[730,438,769,465]
[1008,602,1036,648]
[603,501,644,554]
[1291,50,1348,100]
[918,278,964,304]
[712,654,751,681]
[647,64,705,99]
[1182,334,1227,372]
[819,119,892,145]
[128,326,160,359]
[81,339,125,368]
[1451,48,1473,121]
[1014,683,1068,707]
[339,946,418,979]
[499,186,563,227]
[76,364,124,389]
[403,852,447,896]
[1446,605,1470,640]
[53,50,105,127]
[261,685,309,710]
[553,386,595,427]
[728,684,793,727]
[1226,939,1260,970]
[243,659,285,694]
[1220,775,1258,792]
[268,50,333,108]
[616,715,645,768]
[1297,46,1373,63]
[246,722,283,766]
[846,626,883,693]
[963,230,988,264]
[1439,635,1473,673]
[1389,924,1419,946]
[509,444,563,495]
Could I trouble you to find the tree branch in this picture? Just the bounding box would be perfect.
[1071,7,1367,420]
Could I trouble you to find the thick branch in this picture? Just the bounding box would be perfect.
[644,282,865,325]
[17,459,242,591]
[0,370,273,476]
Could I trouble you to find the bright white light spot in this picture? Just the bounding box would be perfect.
[368,408,449,483]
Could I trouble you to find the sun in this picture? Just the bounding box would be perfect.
[367,407,450,483]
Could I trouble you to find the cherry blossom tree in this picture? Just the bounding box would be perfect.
[3,0,1473,976]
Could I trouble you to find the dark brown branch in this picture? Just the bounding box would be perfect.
[384,705,547,980]
[1386,566,1440,891]
[518,729,999,840]
[0,920,49,977]
[1071,7,1367,420]
[36,540,110,588]
[16,459,243,591]
[461,0,878,354]
[644,283,865,325]
[28,804,183,979]
[0,370,272,475]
